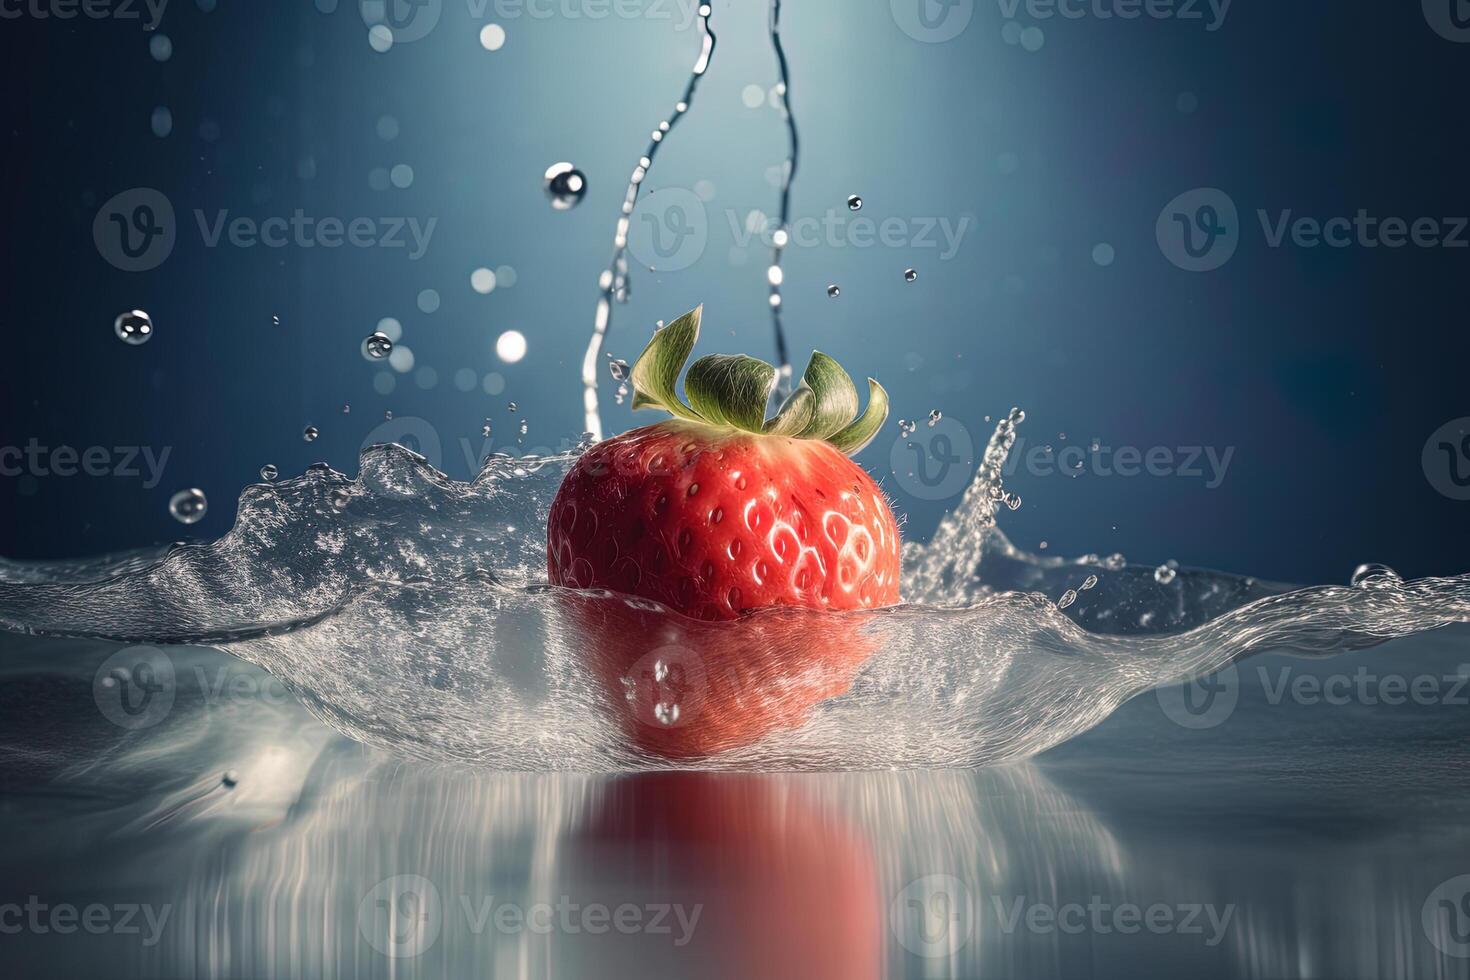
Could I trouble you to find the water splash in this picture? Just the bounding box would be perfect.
[1,415,1466,771]
[582,4,716,441]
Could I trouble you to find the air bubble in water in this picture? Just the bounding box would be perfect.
[481,421,493,437]
[114,310,153,345]
[364,332,393,359]
[518,420,528,437]
[330,489,351,511]
[847,195,862,211]
[898,419,916,437]
[827,284,840,298]
[608,359,630,382]
[1057,589,1077,610]
[507,402,517,412]
[260,465,278,482]
[221,770,239,789]
[1081,574,1099,591]
[1351,563,1401,588]
[904,268,918,283]
[1154,564,1178,585]
[303,426,319,443]
[544,162,587,211]
[928,410,942,427]
[168,488,207,525]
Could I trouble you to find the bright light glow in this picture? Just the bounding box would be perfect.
[480,24,506,51]
[496,330,527,363]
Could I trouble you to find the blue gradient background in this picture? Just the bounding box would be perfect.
[2,0,1467,584]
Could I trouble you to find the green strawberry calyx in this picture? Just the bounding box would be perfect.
[628,305,890,456]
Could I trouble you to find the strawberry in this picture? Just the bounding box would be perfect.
[547,305,901,620]
[547,306,901,758]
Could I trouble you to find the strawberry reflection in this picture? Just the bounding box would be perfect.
[558,589,883,758]
[567,773,882,980]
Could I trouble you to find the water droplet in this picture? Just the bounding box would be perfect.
[260,465,278,482]
[847,195,862,211]
[927,409,942,427]
[168,488,207,525]
[303,426,319,443]
[544,162,587,210]
[608,358,630,382]
[904,268,919,283]
[1058,589,1077,610]
[364,332,393,359]
[114,310,153,345]
[1153,564,1178,585]
[1350,563,1401,588]
[827,284,840,298]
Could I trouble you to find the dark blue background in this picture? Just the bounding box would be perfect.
[2,0,1467,585]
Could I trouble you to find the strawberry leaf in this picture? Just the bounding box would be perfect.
[686,354,778,432]
[630,306,704,422]
[792,351,860,440]
[764,386,815,436]
[829,378,890,454]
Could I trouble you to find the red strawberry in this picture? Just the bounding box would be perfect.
[547,306,901,757]
[548,305,900,620]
